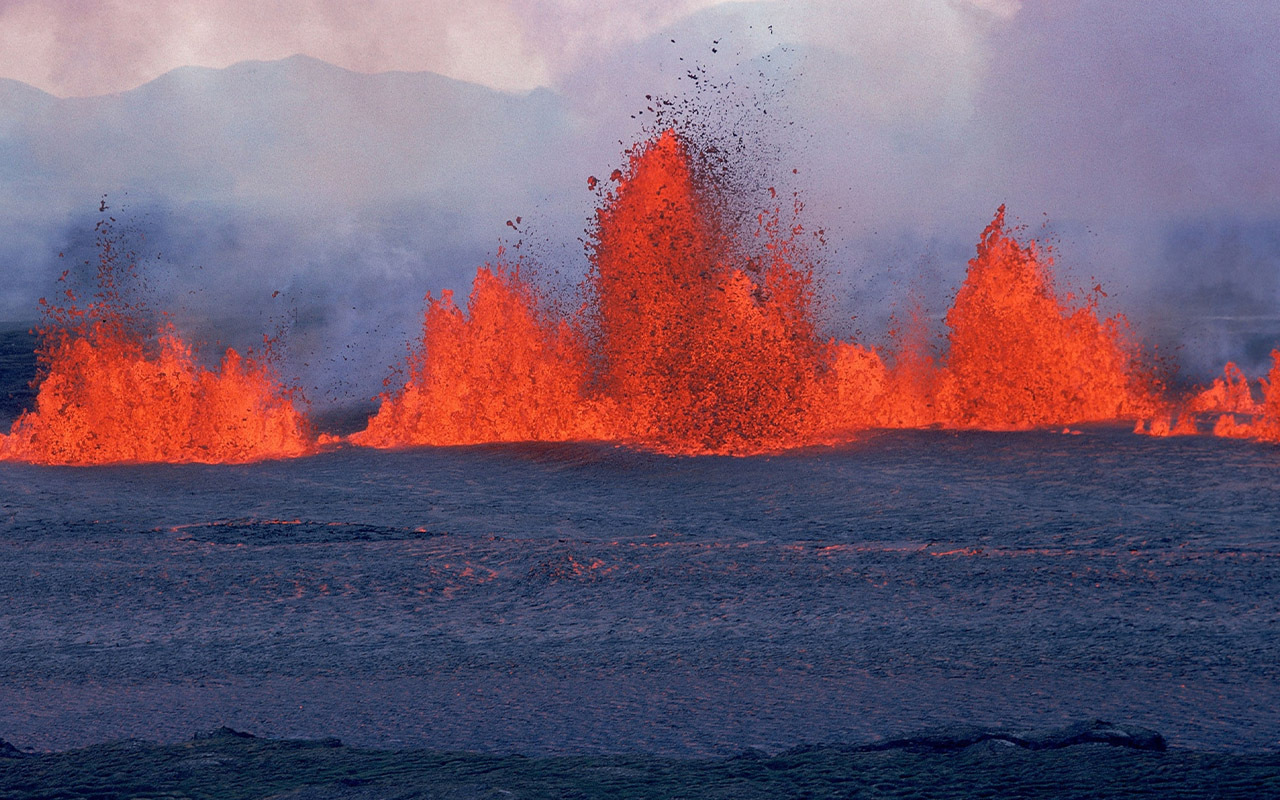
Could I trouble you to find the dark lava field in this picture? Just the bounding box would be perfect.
[2,424,1278,758]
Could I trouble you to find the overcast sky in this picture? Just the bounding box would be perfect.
[0,0,1021,97]
[5,0,1271,220]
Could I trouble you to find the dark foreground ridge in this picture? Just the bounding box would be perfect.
[1,721,1277,799]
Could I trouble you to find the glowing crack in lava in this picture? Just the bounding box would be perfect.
[0,232,314,466]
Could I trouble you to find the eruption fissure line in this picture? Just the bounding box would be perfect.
[3,129,1278,464]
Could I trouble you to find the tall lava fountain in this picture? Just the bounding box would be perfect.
[588,129,826,453]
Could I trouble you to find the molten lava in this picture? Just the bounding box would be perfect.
[928,207,1159,430]
[1189,362,1262,416]
[588,129,824,454]
[9,126,1279,460]
[354,131,1175,455]
[350,258,607,448]
[1207,351,1280,443]
[0,235,314,466]
[355,130,837,455]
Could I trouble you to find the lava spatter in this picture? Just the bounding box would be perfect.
[350,257,608,448]
[930,207,1159,430]
[1209,351,1280,443]
[0,223,314,465]
[351,136,1174,454]
[1189,362,1262,416]
[354,128,837,456]
[587,129,826,454]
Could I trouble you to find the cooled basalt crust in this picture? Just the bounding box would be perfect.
[2,723,1277,800]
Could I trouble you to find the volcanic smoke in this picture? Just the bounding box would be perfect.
[3,129,1279,463]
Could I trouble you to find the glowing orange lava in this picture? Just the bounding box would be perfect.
[1189,362,1262,416]
[1208,351,1280,443]
[820,208,1162,435]
[350,257,607,448]
[353,131,1176,454]
[929,207,1159,430]
[0,234,314,465]
[11,129,1278,460]
[355,130,836,455]
[588,129,824,454]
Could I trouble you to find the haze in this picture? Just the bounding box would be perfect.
[0,0,1276,408]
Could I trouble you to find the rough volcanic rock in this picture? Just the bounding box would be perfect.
[1015,719,1166,751]
[0,728,1277,799]
[785,719,1167,755]
[191,726,257,741]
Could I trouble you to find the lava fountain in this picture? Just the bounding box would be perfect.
[1201,351,1280,443]
[588,129,826,454]
[353,128,837,455]
[349,256,608,448]
[928,207,1161,430]
[356,129,1170,455]
[0,224,315,465]
[1189,362,1262,417]
[8,127,1278,460]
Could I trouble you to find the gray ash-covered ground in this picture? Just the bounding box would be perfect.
[1,426,1279,761]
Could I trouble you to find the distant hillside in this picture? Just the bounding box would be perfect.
[1,7,1275,398]
[0,54,573,211]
